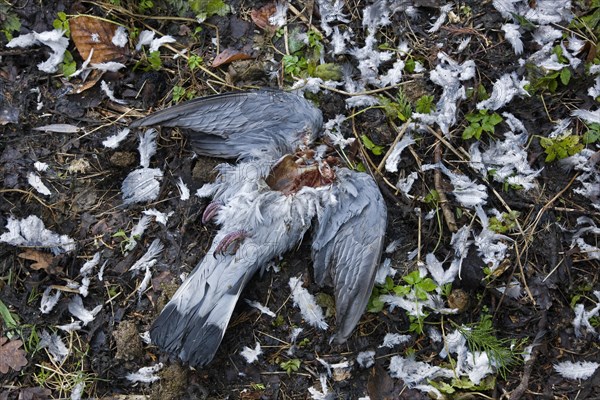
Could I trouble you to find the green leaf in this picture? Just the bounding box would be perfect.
[415,95,434,114]
[360,134,384,155]
[191,0,230,18]
[403,270,421,285]
[393,285,411,296]
[560,68,571,85]
[462,123,481,140]
[0,299,20,330]
[419,278,438,292]
[313,63,343,81]
[61,50,77,77]
[488,113,503,125]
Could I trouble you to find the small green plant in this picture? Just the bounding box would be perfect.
[360,134,385,156]
[52,11,70,37]
[146,50,163,71]
[456,313,526,379]
[272,314,285,327]
[61,50,77,77]
[250,383,266,390]
[415,94,435,114]
[138,0,154,13]
[172,85,196,103]
[462,110,503,140]
[540,131,584,162]
[395,270,437,300]
[583,123,600,144]
[489,210,521,234]
[190,0,231,22]
[187,54,203,71]
[280,358,301,375]
[379,90,412,121]
[298,338,310,347]
[282,54,308,77]
[1,4,21,40]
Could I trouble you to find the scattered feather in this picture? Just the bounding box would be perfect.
[268,2,288,27]
[112,26,128,47]
[68,295,101,326]
[33,123,80,133]
[71,382,85,400]
[413,53,475,135]
[245,299,276,317]
[138,264,153,300]
[121,167,163,205]
[356,350,376,368]
[554,360,599,380]
[422,163,488,207]
[323,115,354,149]
[129,239,164,273]
[138,129,158,168]
[316,0,349,36]
[34,161,49,171]
[149,35,176,52]
[425,252,458,287]
[389,355,453,386]
[385,132,415,173]
[140,331,152,344]
[92,61,126,72]
[142,208,173,225]
[289,276,328,330]
[126,363,163,383]
[240,342,262,364]
[57,321,82,332]
[136,30,155,51]
[501,24,523,55]
[572,108,600,124]
[103,128,131,148]
[101,80,127,105]
[0,215,75,254]
[428,4,453,33]
[379,333,411,348]
[375,258,396,284]
[80,252,101,276]
[308,374,332,400]
[572,291,600,337]
[27,172,52,196]
[40,287,61,314]
[6,29,68,73]
[397,171,418,194]
[176,177,190,200]
[39,330,69,363]
[476,73,529,111]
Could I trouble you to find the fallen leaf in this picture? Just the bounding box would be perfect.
[70,16,129,64]
[17,249,54,271]
[0,337,28,374]
[250,3,277,33]
[212,48,252,68]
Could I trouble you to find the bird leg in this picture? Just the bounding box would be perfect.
[202,201,221,225]
[214,230,248,256]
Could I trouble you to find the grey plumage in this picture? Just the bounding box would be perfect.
[132,89,387,367]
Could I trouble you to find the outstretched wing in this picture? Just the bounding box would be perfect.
[311,168,387,343]
[130,90,323,160]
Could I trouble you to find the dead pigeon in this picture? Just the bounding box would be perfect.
[130,89,387,367]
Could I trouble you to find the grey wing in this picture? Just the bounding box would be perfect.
[130,90,323,160]
[312,168,387,343]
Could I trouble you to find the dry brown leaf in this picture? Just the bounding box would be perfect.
[250,3,277,33]
[0,337,28,374]
[212,48,253,68]
[70,16,129,64]
[17,249,54,271]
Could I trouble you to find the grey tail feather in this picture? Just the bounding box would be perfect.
[150,279,246,367]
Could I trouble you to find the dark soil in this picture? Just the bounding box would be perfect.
[1,0,599,399]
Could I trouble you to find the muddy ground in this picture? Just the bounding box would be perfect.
[1,0,599,399]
